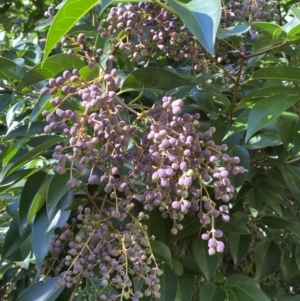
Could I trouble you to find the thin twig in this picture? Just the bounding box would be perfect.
[285,157,300,165]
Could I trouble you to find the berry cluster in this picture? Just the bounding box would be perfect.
[46,206,161,300]
[39,2,247,299]
[96,2,211,73]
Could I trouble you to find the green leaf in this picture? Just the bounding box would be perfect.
[228,233,252,266]
[221,216,251,235]
[252,22,286,42]
[159,263,178,301]
[254,240,281,282]
[225,274,260,289]
[121,67,192,91]
[150,240,173,267]
[16,277,64,301]
[169,215,200,242]
[279,165,300,200]
[236,87,300,111]
[244,133,282,149]
[172,258,184,276]
[18,54,84,90]
[261,216,292,229]
[0,92,12,111]
[192,238,219,281]
[0,136,63,181]
[227,284,271,301]
[225,109,249,138]
[29,95,52,127]
[168,0,221,55]
[199,282,226,301]
[32,206,54,276]
[175,276,193,301]
[245,94,299,142]
[43,0,100,63]
[247,189,261,217]
[229,145,250,191]
[217,25,250,39]
[18,171,48,236]
[5,122,49,138]
[295,245,300,271]
[0,57,17,71]
[251,66,300,81]
[281,247,298,283]
[277,113,298,151]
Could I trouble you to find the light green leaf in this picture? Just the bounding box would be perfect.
[168,0,221,55]
[254,240,281,282]
[245,94,299,142]
[43,0,100,63]
[217,25,250,39]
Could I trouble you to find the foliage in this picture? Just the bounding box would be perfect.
[1,0,300,300]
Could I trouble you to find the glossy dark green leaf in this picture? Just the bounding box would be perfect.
[0,57,17,71]
[18,54,84,90]
[159,263,178,301]
[245,94,299,142]
[251,66,300,81]
[225,274,260,289]
[169,215,200,242]
[244,133,282,149]
[32,206,54,276]
[247,189,261,217]
[225,109,249,138]
[175,276,193,301]
[0,136,63,181]
[261,216,292,229]
[279,165,300,200]
[295,245,300,271]
[199,282,226,301]
[16,277,64,301]
[18,171,48,236]
[168,0,221,55]
[47,189,73,232]
[254,240,281,282]
[180,257,202,275]
[46,173,71,220]
[229,145,250,191]
[227,284,271,301]
[281,247,298,283]
[43,0,100,63]
[192,238,219,281]
[121,67,192,91]
[228,233,252,266]
[0,92,12,111]
[150,240,173,267]
[221,216,251,235]
[237,88,300,110]
[172,258,184,276]
[5,122,49,138]
[277,113,298,151]
[29,94,52,127]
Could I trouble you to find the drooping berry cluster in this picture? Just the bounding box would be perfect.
[39,2,248,299]
[45,206,161,300]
